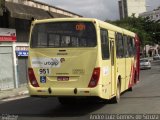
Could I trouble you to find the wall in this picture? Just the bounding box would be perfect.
[127,0,146,17]
[119,0,147,19]
[139,9,160,22]
[0,43,15,90]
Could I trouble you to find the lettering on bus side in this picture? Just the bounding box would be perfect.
[39,68,51,75]
[72,69,85,75]
[31,58,61,68]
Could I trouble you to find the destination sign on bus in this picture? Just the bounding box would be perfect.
[76,23,86,31]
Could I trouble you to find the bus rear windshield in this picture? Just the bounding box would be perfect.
[30,22,97,48]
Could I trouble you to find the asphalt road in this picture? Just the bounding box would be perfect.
[0,60,160,120]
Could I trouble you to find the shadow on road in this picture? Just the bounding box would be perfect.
[0,97,108,118]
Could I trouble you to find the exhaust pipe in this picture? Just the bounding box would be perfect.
[48,87,52,94]
[74,88,77,94]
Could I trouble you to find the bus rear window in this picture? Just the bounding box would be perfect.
[30,22,97,48]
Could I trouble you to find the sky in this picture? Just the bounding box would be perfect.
[38,0,160,21]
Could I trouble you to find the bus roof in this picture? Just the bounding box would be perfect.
[32,18,135,37]
[96,19,135,37]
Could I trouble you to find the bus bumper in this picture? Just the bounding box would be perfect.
[28,84,103,97]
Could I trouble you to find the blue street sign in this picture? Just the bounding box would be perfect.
[16,51,28,57]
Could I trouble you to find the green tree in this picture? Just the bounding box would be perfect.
[107,17,160,47]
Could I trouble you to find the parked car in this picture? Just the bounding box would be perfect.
[140,58,151,70]
[153,54,160,60]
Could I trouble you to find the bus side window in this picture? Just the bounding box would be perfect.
[116,33,124,58]
[132,38,136,56]
[123,35,129,58]
[100,29,109,60]
[127,36,133,57]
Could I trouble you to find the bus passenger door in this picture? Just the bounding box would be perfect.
[110,40,115,95]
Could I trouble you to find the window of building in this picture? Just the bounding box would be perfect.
[150,15,153,19]
[156,14,159,18]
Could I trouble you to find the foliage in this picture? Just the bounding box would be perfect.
[106,17,160,47]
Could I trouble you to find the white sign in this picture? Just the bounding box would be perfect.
[103,67,109,76]
[0,28,16,42]
[32,58,61,68]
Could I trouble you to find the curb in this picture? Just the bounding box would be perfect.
[0,90,29,100]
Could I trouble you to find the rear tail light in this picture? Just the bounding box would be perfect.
[88,67,100,88]
[28,68,39,87]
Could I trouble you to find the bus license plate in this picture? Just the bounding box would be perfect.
[57,76,69,81]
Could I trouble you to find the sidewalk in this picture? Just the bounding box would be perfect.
[0,85,29,100]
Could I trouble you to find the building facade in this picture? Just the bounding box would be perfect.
[139,7,160,22]
[143,44,160,57]
[119,0,146,19]
[0,0,82,90]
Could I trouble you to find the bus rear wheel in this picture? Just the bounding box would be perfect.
[112,80,121,103]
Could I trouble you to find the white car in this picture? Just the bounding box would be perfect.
[140,58,151,70]
[153,54,160,60]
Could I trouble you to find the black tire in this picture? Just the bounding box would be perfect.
[128,87,133,91]
[111,80,121,103]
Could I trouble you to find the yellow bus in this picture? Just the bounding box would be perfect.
[28,18,140,104]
